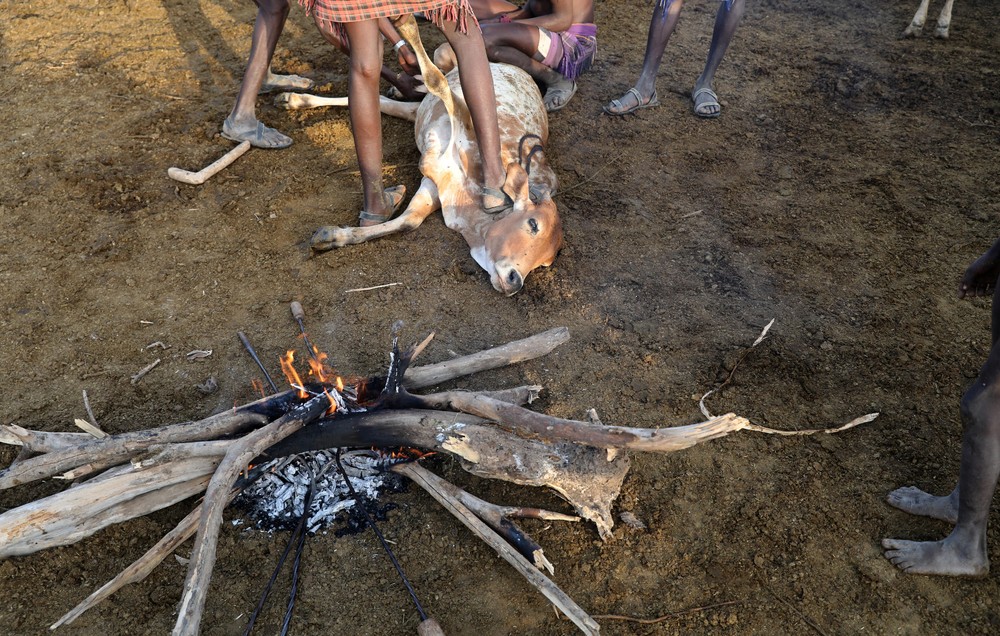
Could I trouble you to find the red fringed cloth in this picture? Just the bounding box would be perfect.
[300,0,477,34]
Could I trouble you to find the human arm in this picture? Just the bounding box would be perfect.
[379,18,419,75]
[500,0,591,32]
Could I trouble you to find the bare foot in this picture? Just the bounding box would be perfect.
[886,486,958,523]
[959,250,1000,298]
[260,70,314,94]
[882,536,989,577]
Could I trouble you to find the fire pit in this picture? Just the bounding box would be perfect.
[0,319,876,635]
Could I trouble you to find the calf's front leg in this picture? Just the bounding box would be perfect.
[904,0,931,36]
[311,177,441,251]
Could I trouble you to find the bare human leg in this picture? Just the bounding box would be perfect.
[692,0,745,118]
[883,244,1000,577]
[882,375,1000,577]
[343,20,405,227]
[437,17,510,211]
[224,0,299,148]
[313,18,426,101]
[603,0,683,115]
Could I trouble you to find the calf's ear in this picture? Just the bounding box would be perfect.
[502,162,530,203]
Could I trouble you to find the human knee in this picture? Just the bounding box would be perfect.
[350,57,383,81]
[483,40,505,61]
[722,0,745,18]
[258,0,290,19]
[960,387,1000,436]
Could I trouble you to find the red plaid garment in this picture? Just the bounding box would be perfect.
[301,0,476,32]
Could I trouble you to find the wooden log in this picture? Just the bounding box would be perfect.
[0,456,218,558]
[419,470,571,573]
[0,425,91,453]
[57,440,232,481]
[413,391,751,452]
[401,327,569,390]
[269,408,629,540]
[173,395,330,636]
[392,462,601,636]
[0,411,270,490]
[51,492,235,630]
[1,327,569,489]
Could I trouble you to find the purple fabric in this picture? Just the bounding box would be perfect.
[554,23,597,80]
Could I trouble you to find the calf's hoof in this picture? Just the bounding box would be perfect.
[274,92,308,110]
[310,225,351,251]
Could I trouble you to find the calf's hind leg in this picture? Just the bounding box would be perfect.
[311,177,441,251]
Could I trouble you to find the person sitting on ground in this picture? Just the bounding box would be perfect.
[222,0,424,149]
[471,0,596,112]
[883,236,1000,577]
[300,1,512,227]
[603,0,744,117]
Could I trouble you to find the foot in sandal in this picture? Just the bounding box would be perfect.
[221,115,292,149]
[603,87,659,116]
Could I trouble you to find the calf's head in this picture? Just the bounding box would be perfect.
[484,163,563,296]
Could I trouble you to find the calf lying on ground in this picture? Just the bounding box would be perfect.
[277,18,563,296]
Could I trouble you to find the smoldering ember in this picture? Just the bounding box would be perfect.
[0,323,874,635]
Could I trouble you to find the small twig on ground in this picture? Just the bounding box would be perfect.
[130,359,161,386]
[82,390,100,430]
[699,319,774,419]
[408,332,436,365]
[956,115,995,128]
[592,599,742,624]
[759,583,828,636]
[555,155,619,197]
[73,419,107,440]
[344,282,403,294]
[698,320,879,435]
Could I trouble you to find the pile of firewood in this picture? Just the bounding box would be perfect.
[0,325,875,635]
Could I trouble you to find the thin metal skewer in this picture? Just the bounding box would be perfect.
[238,331,278,393]
[290,301,321,364]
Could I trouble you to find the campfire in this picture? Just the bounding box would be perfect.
[0,313,876,635]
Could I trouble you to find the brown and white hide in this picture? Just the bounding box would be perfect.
[278,22,563,295]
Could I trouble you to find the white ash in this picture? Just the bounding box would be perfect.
[237,449,392,534]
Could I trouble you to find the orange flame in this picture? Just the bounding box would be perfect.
[306,346,329,383]
[251,378,266,399]
[278,347,345,415]
[279,350,308,398]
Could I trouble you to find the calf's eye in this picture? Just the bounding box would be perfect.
[528,218,539,234]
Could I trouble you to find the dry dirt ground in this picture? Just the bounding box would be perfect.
[2,0,999,633]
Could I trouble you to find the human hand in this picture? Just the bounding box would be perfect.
[394,41,420,76]
[394,72,428,101]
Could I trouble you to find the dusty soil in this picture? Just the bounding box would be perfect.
[2,0,999,633]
